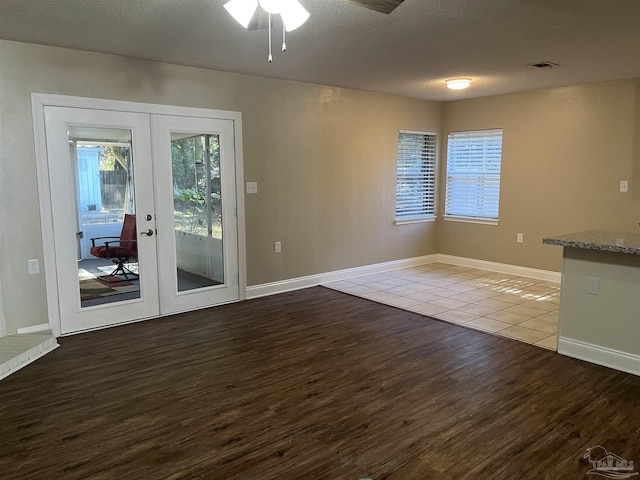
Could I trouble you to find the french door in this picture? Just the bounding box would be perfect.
[152,114,239,314]
[43,105,240,334]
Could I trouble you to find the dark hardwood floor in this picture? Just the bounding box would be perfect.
[1,286,639,479]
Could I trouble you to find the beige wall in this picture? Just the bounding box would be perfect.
[0,40,441,334]
[0,276,5,337]
[439,79,640,271]
[2,39,639,336]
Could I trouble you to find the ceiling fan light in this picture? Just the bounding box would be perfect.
[224,0,258,28]
[258,0,286,14]
[446,78,472,90]
[280,0,309,31]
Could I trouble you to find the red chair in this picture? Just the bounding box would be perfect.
[90,213,138,282]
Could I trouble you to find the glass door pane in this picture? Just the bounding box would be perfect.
[171,132,224,291]
[69,127,142,308]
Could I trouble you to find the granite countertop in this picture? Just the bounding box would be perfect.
[543,227,640,255]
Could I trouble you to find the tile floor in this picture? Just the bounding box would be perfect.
[323,262,560,351]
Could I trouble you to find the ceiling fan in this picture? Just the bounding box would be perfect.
[245,0,404,29]
[224,0,405,60]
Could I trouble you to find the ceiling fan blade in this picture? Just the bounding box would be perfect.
[346,0,405,14]
[247,8,270,31]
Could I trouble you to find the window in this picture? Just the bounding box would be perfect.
[445,129,503,224]
[395,131,437,223]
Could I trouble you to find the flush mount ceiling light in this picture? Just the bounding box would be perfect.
[224,0,310,62]
[445,78,472,90]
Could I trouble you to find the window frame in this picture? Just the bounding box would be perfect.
[444,128,503,225]
[394,129,438,225]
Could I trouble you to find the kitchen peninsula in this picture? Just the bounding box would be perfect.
[543,227,640,376]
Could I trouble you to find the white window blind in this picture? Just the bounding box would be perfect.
[445,129,503,220]
[395,131,437,221]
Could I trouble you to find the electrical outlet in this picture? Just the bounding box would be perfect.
[516,233,524,243]
[620,180,629,193]
[586,277,600,295]
[274,241,282,253]
[28,259,40,275]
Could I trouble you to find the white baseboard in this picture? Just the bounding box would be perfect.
[558,337,640,377]
[246,254,438,299]
[437,254,561,283]
[16,324,51,334]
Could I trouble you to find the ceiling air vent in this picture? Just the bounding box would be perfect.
[529,61,559,69]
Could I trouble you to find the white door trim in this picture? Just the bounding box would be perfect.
[32,93,247,337]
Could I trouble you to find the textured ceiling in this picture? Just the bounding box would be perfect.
[0,0,639,101]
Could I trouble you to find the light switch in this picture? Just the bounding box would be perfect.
[246,182,258,194]
[620,180,629,193]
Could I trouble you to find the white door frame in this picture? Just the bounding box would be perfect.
[32,93,247,337]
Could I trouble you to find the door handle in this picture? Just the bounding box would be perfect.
[144,229,154,236]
